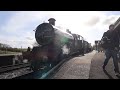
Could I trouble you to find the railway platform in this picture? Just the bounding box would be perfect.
[89,52,120,79]
[52,50,96,79]
[52,51,120,79]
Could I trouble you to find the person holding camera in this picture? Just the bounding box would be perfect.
[101,24,120,76]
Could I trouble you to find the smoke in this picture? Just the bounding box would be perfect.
[62,45,70,55]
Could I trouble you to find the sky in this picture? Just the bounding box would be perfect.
[0,11,120,48]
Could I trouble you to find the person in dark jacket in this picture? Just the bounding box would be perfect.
[27,47,31,52]
[101,24,120,76]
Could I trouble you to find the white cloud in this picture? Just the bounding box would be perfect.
[85,16,100,26]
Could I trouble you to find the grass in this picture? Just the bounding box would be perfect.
[0,50,21,54]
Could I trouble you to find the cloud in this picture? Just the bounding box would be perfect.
[0,11,43,48]
[26,37,34,40]
[0,11,54,33]
[85,16,100,26]
[0,11,120,47]
[102,15,120,25]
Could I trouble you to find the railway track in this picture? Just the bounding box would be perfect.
[13,56,74,79]
[0,63,30,74]
[0,62,32,79]
[0,67,32,79]
[0,53,85,79]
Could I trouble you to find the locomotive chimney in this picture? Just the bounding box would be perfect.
[48,18,56,26]
[66,29,71,34]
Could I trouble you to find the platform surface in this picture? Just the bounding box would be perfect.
[52,50,96,79]
[89,52,120,79]
[52,51,120,79]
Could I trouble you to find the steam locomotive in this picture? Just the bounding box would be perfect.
[23,18,92,71]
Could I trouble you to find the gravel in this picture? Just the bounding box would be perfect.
[0,67,32,79]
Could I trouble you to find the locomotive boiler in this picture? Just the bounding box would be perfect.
[28,18,92,71]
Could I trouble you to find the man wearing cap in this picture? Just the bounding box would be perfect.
[101,24,120,76]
